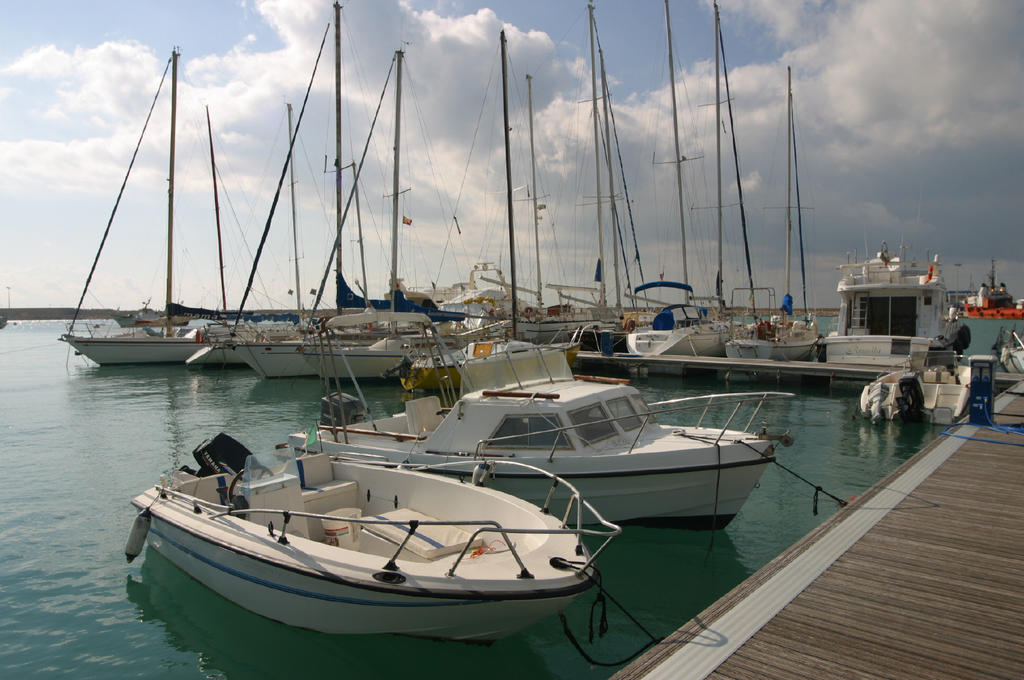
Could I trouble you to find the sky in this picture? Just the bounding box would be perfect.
[1,0,1021,313]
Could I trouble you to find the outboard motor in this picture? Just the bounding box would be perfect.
[191,432,254,477]
[894,373,925,423]
[320,392,367,427]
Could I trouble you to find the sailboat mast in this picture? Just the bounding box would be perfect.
[588,3,607,308]
[501,31,518,339]
[287,103,302,313]
[786,65,792,302]
[664,0,688,301]
[390,50,403,313]
[165,48,178,336]
[715,2,723,307]
[205,106,227,312]
[350,162,370,307]
[333,1,343,314]
[527,74,543,311]
[599,46,622,312]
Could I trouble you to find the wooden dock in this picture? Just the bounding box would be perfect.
[613,381,1024,679]
[577,350,1021,387]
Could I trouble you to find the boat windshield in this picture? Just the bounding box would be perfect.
[461,346,573,394]
[241,450,298,489]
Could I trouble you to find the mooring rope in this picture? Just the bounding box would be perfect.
[739,440,847,515]
[556,563,662,668]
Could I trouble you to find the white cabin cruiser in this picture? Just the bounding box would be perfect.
[821,243,969,369]
[126,434,617,642]
[291,344,793,529]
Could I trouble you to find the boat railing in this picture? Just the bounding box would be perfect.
[156,460,619,580]
[393,459,619,576]
[472,391,794,461]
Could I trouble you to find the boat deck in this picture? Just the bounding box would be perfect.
[577,350,1021,387]
[613,381,1024,679]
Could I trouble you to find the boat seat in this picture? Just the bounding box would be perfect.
[364,508,483,561]
[405,396,443,435]
[296,454,359,515]
[186,473,233,505]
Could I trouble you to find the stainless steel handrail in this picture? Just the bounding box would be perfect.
[154,458,620,580]
[471,391,795,461]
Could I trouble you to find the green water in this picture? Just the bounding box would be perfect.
[0,319,1002,678]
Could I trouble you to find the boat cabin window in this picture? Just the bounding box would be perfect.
[568,403,617,445]
[487,414,571,449]
[631,395,655,423]
[855,295,917,336]
[606,396,643,431]
[867,296,917,336]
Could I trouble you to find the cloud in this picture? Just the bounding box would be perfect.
[1,0,1022,309]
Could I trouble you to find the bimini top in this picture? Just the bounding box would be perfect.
[633,281,694,294]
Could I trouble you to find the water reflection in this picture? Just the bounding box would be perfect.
[126,548,569,679]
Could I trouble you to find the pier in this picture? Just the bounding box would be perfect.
[576,350,1021,388]
[613,379,1024,679]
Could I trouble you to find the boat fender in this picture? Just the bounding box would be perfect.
[952,324,971,353]
[472,462,489,486]
[549,556,577,571]
[124,507,152,563]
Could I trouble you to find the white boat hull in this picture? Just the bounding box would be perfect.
[313,349,410,380]
[1001,347,1024,374]
[725,338,817,361]
[229,342,319,378]
[143,513,581,640]
[821,335,932,369]
[63,335,207,365]
[626,327,728,357]
[184,345,249,367]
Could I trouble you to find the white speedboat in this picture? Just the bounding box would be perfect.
[996,328,1024,374]
[292,344,793,528]
[126,436,617,642]
[859,362,971,425]
[821,242,969,369]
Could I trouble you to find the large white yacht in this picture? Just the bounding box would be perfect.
[822,242,969,369]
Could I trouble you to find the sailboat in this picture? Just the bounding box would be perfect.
[517,5,622,344]
[625,0,730,358]
[61,50,221,366]
[725,66,818,361]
